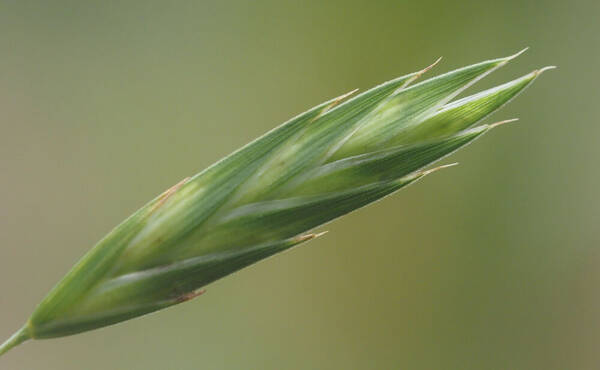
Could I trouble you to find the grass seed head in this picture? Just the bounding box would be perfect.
[0,50,552,357]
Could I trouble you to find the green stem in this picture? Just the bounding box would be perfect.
[0,325,30,358]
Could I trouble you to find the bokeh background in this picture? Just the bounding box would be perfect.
[0,1,598,369]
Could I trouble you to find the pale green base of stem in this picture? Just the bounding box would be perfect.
[0,325,30,358]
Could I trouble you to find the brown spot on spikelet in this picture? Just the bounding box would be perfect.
[152,177,191,212]
[176,289,206,303]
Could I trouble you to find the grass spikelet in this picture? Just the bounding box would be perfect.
[0,50,552,357]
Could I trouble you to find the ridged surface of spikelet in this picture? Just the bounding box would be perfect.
[0,50,552,356]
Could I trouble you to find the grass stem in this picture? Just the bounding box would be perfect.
[0,325,30,358]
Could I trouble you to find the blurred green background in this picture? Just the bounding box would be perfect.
[0,1,598,369]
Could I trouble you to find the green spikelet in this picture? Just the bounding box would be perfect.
[0,50,553,357]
